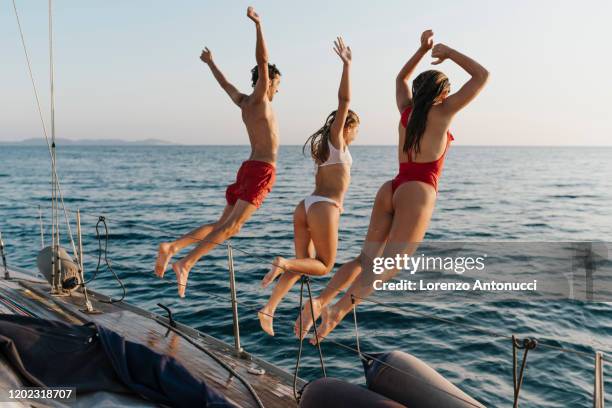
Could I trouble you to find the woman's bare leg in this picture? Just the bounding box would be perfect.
[262,201,340,285]
[155,205,234,277]
[259,201,314,335]
[295,181,395,338]
[313,181,436,344]
[293,256,361,339]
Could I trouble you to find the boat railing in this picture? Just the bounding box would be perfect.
[0,210,610,407]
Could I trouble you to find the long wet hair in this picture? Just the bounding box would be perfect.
[303,110,360,164]
[403,70,450,154]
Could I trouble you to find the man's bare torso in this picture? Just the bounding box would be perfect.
[240,95,279,165]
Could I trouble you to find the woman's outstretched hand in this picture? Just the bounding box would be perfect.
[247,6,261,24]
[334,36,352,65]
[431,43,452,65]
[420,29,434,52]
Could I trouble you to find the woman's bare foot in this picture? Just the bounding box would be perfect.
[309,304,343,345]
[155,242,174,278]
[294,297,323,340]
[171,260,191,298]
[258,307,275,336]
[261,256,287,288]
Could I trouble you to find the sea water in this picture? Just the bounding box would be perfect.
[0,145,611,407]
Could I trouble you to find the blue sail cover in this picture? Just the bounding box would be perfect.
[0,314,235,408]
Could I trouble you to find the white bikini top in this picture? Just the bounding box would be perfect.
[317,141,353,171]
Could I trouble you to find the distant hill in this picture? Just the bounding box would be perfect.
[0,137,177,146]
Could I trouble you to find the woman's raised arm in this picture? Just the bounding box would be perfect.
[329,37,352,149]
[396,30,434,112]
[433,44,489,114]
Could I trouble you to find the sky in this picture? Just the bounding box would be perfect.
[2,0,611,146]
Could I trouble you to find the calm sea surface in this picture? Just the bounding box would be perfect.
[0,145,611,407]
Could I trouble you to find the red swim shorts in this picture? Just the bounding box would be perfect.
[225,160,276,208]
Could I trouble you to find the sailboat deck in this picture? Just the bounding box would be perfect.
[0,267,302,408]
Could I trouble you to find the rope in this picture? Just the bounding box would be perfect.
[0,294,36,317]
[89,216,126,303]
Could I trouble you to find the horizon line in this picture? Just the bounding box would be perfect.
[2,142,612,148]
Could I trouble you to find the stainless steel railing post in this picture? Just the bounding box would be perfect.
[227,243,244,357]
[0,231,9,279]
[76,209,95,313]
[593,351,604,408]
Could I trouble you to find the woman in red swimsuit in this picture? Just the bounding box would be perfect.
[295,30,489,342]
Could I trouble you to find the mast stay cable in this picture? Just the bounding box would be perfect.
[11,0,78,263]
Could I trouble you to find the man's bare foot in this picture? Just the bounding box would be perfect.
[261,256,287,288]
[294,297,323,340]
[155,242,174,278]
[258,307,275,336]
[171,259,191,298]
[309,305,343,345]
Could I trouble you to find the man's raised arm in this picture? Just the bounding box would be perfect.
[247,7,270,100]
[200,47,246,107]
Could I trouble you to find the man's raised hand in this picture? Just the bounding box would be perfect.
[200,47,213,64]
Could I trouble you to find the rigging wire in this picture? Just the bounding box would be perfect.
[50,226,600,408]
[8,220,606,407]
[8,203,612,363]
[11,0,78,261]
[151,270,487,408]
[153,315,265,408]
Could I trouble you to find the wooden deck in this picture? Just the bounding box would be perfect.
[0,267,303,408]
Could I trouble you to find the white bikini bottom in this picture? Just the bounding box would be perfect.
[304,195,343,213]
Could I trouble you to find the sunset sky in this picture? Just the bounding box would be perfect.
[2,0,611,145]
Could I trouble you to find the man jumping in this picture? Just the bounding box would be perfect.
[155,6,281,297]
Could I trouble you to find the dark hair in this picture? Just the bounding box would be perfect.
[303,110,360,164]
[403,70,450,154]
[251,64,281,88]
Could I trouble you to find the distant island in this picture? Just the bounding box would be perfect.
[0,137,177,146]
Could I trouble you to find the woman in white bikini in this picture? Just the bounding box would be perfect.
[258,37,359,336]
[295,30,489,343]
